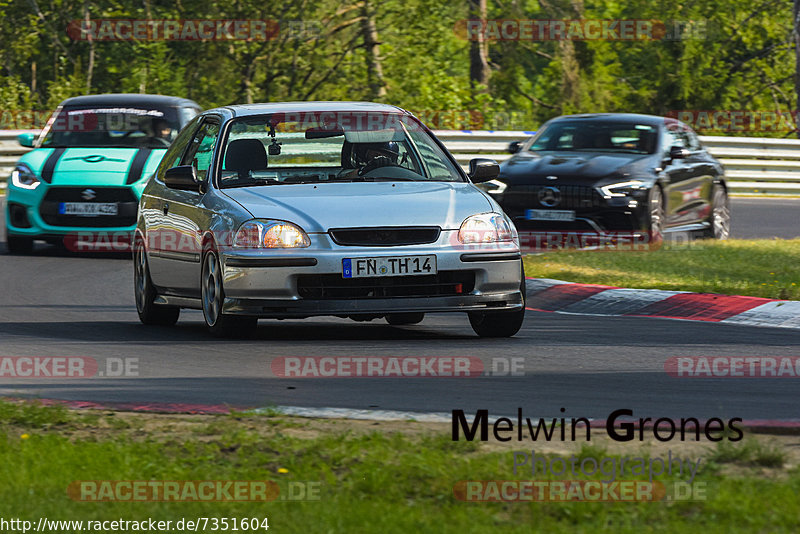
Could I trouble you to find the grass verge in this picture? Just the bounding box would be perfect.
[2,400,800,532]
[523,239,800,299]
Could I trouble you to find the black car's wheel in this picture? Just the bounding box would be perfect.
[5,231,33,254]
[647,185,665,244]
[703,184,730,240]
[202,248,258,338]
[133,237,180,326]
[386,313,425,325]
[468,261,526,338]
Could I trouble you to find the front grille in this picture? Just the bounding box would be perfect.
[503,184,602,210]
[329,226,441,246]
[39,187,138,228]
[297,271,475,300]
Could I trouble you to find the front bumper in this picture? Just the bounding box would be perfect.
[222,292,523,318]
[5,183,143,238]
[216,236,523,318]
[493,184,651,238]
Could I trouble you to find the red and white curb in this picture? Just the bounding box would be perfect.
[525,278,800,329]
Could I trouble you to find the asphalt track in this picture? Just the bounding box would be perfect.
[0,196,799,422]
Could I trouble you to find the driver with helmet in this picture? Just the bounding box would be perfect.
[339,141,401,179]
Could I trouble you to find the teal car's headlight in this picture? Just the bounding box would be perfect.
[458,212,515,244]
[233,220,311,249]
[10,164,41,190]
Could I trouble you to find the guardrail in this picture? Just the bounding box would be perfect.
[433,130,800,194]
[0,130,37,192]
[2,129,800,194]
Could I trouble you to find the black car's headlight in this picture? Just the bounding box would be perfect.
[599,180,646,198]
[233,219,311,249]
[10,164,41,190]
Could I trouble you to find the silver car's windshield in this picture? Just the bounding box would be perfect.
[218,112,463,188]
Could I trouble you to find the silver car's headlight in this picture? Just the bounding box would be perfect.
[10,164,41,190]
[233,220,311,249]
[599,180,645,198]
[458,212,514,244]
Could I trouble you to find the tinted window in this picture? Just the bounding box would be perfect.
[182,119,221,182]
[529,121,658,154]
[686,128,702,151]
[662,127,689,154]
[156,116,201,180]
[40,105,182,149]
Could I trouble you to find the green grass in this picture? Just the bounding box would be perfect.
[708,439,788,468]
[2,401,800,533]
[523,239,800,299]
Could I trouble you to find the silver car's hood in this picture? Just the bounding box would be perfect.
[221,181,494,232]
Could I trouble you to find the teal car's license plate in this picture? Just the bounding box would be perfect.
[59,202,118,216]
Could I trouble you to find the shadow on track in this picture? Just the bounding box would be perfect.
[0,318,475,343]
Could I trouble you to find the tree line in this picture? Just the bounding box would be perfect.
[0,0,796,135]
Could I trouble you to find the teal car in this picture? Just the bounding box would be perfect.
[5,94,201,253]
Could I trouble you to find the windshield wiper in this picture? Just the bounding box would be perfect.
[222,179,281,189]
[333,176,419,182]
[369,176,418,181]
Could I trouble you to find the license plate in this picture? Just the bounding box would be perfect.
[343,255,437,278]
[59,202,118,216]
[525,209,576,221]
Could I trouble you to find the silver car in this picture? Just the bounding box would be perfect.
[133,102,525,337]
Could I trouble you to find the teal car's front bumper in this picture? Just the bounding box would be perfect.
[5,147,165,244]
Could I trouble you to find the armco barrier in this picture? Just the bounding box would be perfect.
[2,129,800,194]
[433,130,800,194]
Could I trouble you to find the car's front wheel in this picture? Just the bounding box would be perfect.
[133,237,180,326]
[703,183,730,240]
[201,248,258,337]
[5,230,33,254]
[468,262,526,338]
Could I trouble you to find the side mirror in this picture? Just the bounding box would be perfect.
[508,141,522,154]
[164,165,201,192]
[669,146,690,160]
[17,133,36,148]
[468,158,500,183]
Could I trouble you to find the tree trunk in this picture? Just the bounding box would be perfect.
[468,0,490,92]
[83,3,94,93]
[361,0,387,100]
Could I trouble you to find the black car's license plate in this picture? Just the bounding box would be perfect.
[525,209,576,221]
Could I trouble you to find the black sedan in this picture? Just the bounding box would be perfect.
[488,113,730,246]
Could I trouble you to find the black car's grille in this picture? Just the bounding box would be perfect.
[39,187,138,228]
[329,227,441,246]
[503,184,603,210]
[297,271,475,300]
